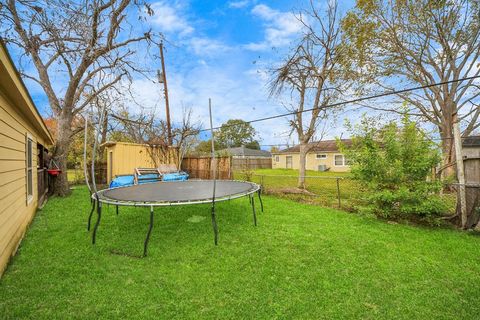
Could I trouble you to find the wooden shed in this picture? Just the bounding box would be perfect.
[102,141,178,184]
[462,136,480,228]
[0,41,54,276]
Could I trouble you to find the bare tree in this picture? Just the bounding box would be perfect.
[341,0,480,178]
[270,1,346,189]
[113,106,200,170]
[1,0,154,195]
[172,108,201,170]
[110,103,156,144]
[144,120,171,168]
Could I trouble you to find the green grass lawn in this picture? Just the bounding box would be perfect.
[1,186,479,319]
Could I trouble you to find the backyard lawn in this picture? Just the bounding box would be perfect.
[1,186,480,319]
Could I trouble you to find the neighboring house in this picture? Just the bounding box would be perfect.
[0,40,54,276]
[272,139,353,172]
[220,146,271,158]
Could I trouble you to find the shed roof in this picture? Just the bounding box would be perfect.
[274,139,352,154]
[220,146,271,157]
[463,136,480,148]
[101,141,177,149]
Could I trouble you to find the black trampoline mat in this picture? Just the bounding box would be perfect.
[99,180,258,203]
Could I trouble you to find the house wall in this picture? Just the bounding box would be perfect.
[272,151,351,172]
[0,91,47,276]
[0,41,52,277]
[106,142,177,183]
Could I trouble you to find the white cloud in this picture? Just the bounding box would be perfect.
[150,1,194,35]
[251,3,277,19]
[228,1,251,9]
[126,59,294,146]
[245,4,304,51]
[189,37,232,57]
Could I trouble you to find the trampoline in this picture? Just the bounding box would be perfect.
[87,180,263,256]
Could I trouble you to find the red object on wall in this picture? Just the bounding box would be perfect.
[47,169,62,176]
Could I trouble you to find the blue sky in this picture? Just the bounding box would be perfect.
[17,0,368,147]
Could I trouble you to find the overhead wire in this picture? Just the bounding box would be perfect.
[197,75,480,133]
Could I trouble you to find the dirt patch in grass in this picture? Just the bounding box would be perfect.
[268,187,317,196]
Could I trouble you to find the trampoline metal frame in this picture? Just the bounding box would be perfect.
[87,180,264,257]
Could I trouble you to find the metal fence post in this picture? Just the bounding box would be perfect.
[261,175,265,192]
[336,178,341,208]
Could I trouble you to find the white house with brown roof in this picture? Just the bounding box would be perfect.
[272,139,352,172]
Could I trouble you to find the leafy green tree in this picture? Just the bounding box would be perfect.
[216,119,260,149]
[194,139,222,154]
[341,0,480,178]
[244,140,260,150]
[341,114,448,221]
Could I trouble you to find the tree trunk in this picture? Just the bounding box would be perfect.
[298,143,307,189]
[52,114,72,196]
[439,123,455,179]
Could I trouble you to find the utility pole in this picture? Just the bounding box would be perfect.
[452,111,467,228]
[158,41,172,145]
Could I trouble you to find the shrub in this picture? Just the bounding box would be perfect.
[340,114,449,221]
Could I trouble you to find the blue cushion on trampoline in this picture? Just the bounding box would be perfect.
[109,175,135,188]
[137,173,161,184]
[162,172,189,181]
[109,172,189,188]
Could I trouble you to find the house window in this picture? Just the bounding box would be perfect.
[316,154,327,159]
[334,155,343,166]
[334,154,351,166]
[26,135,33,203]
[275,156,279,162]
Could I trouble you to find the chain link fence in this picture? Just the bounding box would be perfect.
[67,163,107,186]
[444,183,480,227]
[234,173,366,210]
[233,173,471,216]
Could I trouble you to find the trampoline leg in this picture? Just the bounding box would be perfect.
[258,190,264,213]
[116,205,119,215]
[87,198,96,231]
[211,206,219,246]
[251,195,257,226]
[92,201,102,244]
[143,206,154,257]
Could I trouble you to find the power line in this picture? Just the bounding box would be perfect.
[199,75,480,133]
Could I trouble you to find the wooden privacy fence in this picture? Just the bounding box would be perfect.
[181,156,232,179]
[231,157,272,171]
